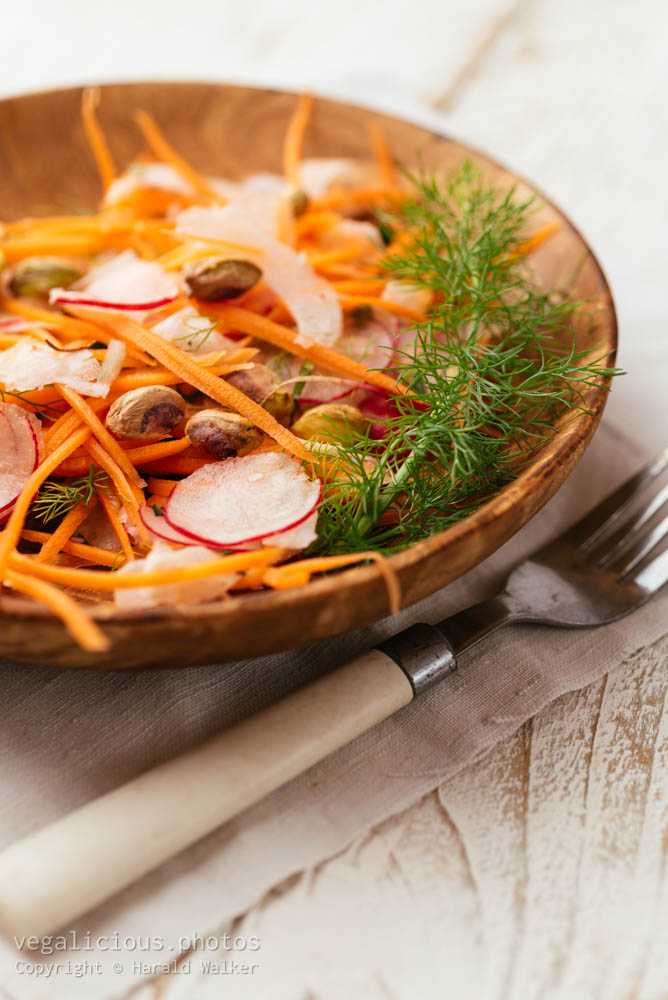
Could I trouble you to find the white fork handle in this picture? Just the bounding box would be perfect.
[0,650,412,940]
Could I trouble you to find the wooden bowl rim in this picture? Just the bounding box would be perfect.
[0,80,618,627]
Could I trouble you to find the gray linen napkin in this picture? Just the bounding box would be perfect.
[0,419,666,1000]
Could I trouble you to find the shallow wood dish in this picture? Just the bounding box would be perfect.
[0,82,617,669]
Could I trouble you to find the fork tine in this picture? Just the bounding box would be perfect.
[613,513,668,579]
[627,539,668,593]
[571,448,668,553]
[597,481,668,568]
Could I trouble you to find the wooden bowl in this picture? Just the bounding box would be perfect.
[0,82,617,669]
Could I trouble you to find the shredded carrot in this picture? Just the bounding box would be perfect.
[283,92,314,188]
[64,306,311,461]
[133,456,210,476]
[36,502,91,564]
[368,123,397,191]
[146,477,179,497]
[203,304,403,397]
[98,490,135,563]
[85,438,146,540]
[109,357,254,393]
[81,88,117,191]
[306,243,373,268]
[133,110,224,204]
[5,569,109,651]
[0,425,91,576]
[58,437,191,477]
[262,550,401,614]
[10,547,284,591]
[514,220,559,257]
[21,530,123,568]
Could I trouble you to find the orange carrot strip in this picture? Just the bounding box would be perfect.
[306,243,372,268]
[368,123,397,191]
[5,569,108,652]
[514,220,559,257]
[65,306,310,461]
[109,359,253,393]
[85,439,146,543]
[262,550,400,613]
[81,87,116,191]
[55,385,144,492]
[146,477,179,497]
[330,279,386,295]
[98,490,135,563]
[36,502,92,564]
[135,456,210,476]
[0,234,125,261]
[133,110,224,204]
[58,437,191,477]
[0,299,109,343]
[10,547,284,591]
[21,530,122,568]
[0,425,91,575]
[283,92,314,187]
[203,304,403,397]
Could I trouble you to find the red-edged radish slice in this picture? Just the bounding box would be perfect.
[51,293,178,311]
[297,376,363,408]
[139,504,202,546]
[0,404,39,515]
[164,452,321,549]
[51,250,179,317]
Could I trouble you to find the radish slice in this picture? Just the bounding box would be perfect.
[99,339,126,385]
[0,404,39,515]
[297,376,363,407]
[114,541,239,611]
[337,314,397,372]
[139,504,202,546]
[0,340,107,397]
[164,452,321,549]
[52,250,179,317]
[51,293,178,311]
[381,280,433,317]
[177,202,342,347]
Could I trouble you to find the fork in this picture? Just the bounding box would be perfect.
[1,450,667,939]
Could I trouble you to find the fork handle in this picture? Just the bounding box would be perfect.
[0,625,455,940]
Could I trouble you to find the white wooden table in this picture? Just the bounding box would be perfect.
[2,1,667,997]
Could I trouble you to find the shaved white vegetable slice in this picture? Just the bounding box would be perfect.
[0,404,39,516]
[113,541,238,611]
[177,202,342,347]
[52,250,179,317]
[152,307,235,356]
[99,339,126,385]
[164,452,321,549]
[0,340,107,397]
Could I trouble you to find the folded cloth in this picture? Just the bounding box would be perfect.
[0,420,666,1000]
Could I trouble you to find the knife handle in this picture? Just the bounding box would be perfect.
[0,626,454,940]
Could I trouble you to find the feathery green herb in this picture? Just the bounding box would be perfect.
[31,466,109,524]
[312,163,619,555]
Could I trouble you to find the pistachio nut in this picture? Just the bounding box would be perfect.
[183,258,262,302]
[186,409,263,459]
[291,403,369,442]
[224,364,293,424]
[105,386,186,440]
[8,256,85,299]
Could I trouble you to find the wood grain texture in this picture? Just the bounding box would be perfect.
[0,82,617,669]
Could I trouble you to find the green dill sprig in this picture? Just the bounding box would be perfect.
[0,388,62,423]
[311,163,620,555]
[31,466,110,525]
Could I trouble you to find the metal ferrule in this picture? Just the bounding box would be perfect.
[378,623,456,696]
